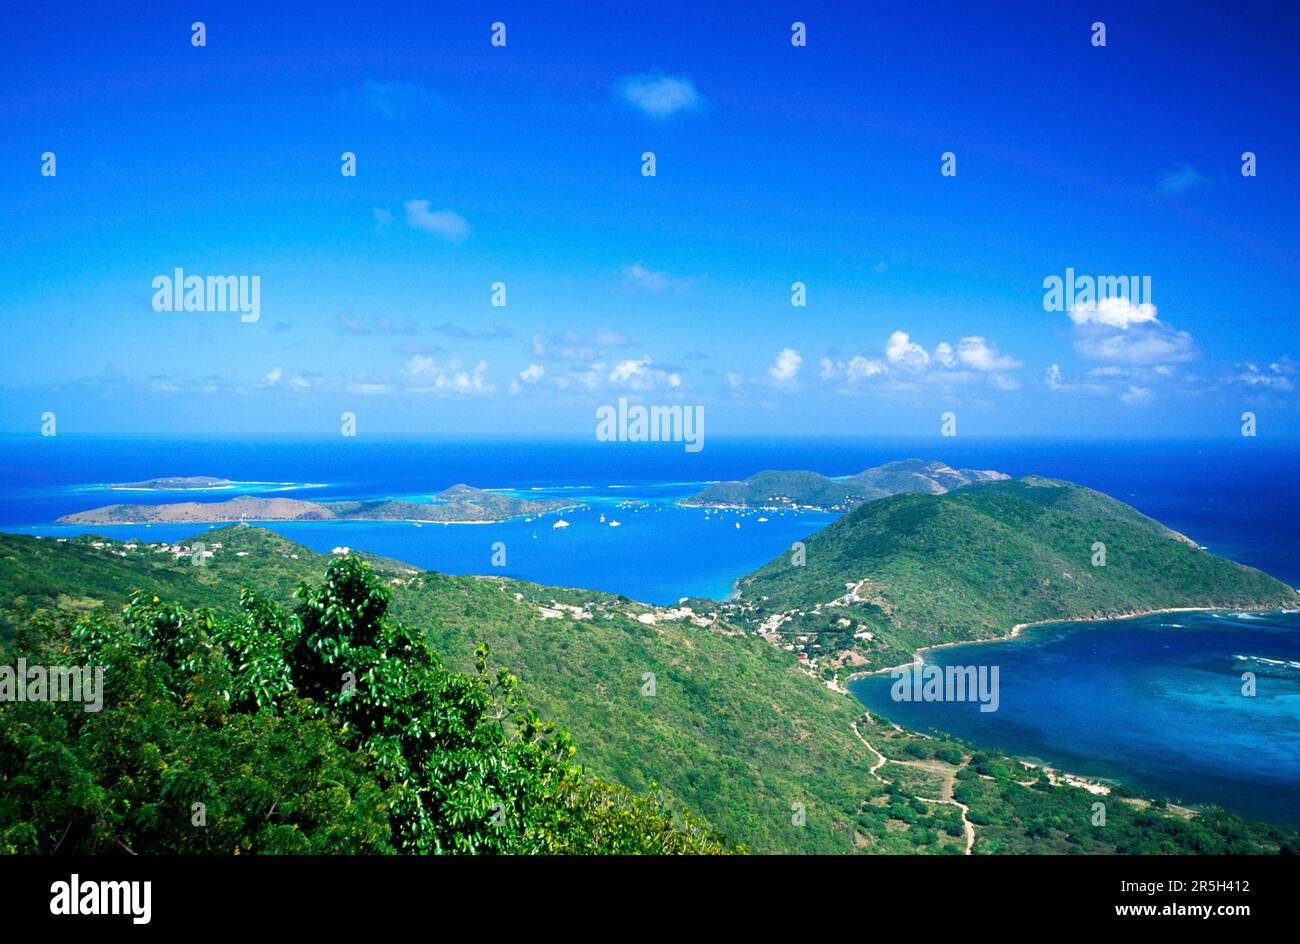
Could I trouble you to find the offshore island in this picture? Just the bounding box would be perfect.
[58,483,571,525]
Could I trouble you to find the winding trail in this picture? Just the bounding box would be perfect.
[851,717,976,855]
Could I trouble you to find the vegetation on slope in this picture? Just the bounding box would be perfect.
[4,519,1296,854]
[55,487,568,525]
[682,459,1006,511]
[0,554,727,854]
[733,477,1299,670]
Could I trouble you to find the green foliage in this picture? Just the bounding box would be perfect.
[4,513,1296,856]
[0,556,728,855]
[738,477,1299,667]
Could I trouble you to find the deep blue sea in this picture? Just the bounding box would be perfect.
[849,610,1300,827]
[2,435,1298,824]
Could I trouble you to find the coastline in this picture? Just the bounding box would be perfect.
[49,503,581,529]
[843,603,1286,684]
[839,602,1294,811]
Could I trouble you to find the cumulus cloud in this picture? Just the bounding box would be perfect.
[1065,298,1196,366]
[822,331,1022,393]
[616,73,702,118]
[956,336,1022,372]
[608,356,681,391]
[402,200,470,242]
[768,348,802,386]
[518,364,545,384]
[1045,361,1181,402]
[1232,357,1296,392]
[1068,296,1159,329]
[885,331,930,369]
[403,356,494,396]
[1073,323,1196,365]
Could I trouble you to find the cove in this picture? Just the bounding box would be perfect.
[847,610,1300,827]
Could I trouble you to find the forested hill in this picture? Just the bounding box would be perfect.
[2,521,1297,854]
[733,476,1299,669]
[681,459,1007,511]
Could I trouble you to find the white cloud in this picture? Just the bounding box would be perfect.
[262,367,282,386]
[1074,323,1196,364]
[608,356,681,391]
[372,207,393,231]
[616,73,702,118]
[402,200,470,242]
[956,336,1021,371]
[1232,357,1296,391]
[1046,362,1170,400]
[768,348,802,386]
[885,330,930,369]
[519,364,545,384]
[823,331,1021,394]
[822,355,887,383]
[1068,296,1159,329]
[403,356,494,395]
[1066,297,1195,366]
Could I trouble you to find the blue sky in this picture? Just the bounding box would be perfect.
[1,0,1297,437]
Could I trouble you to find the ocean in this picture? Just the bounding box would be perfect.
[3,434,1299,824]
[848,610,1300,827]
[3,435,1297,598]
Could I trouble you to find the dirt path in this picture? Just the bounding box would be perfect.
[851,717,975,855]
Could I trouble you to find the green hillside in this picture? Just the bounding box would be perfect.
[0,548,728,855]
[844,458,1007,494]
[55,485,569,525]
[681,459,1007,511]
[682,469,884,510]
[3,515,1297,854]
[0,529,878,853]
[734,476,1299,670]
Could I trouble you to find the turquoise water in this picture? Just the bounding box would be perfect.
[848,610,1300,826]
[3,436,1300,823]
[14,481,834,605]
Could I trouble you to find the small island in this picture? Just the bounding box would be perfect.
[58,484,571,525]
[109,475,237,490]
[681,459,1008,511]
